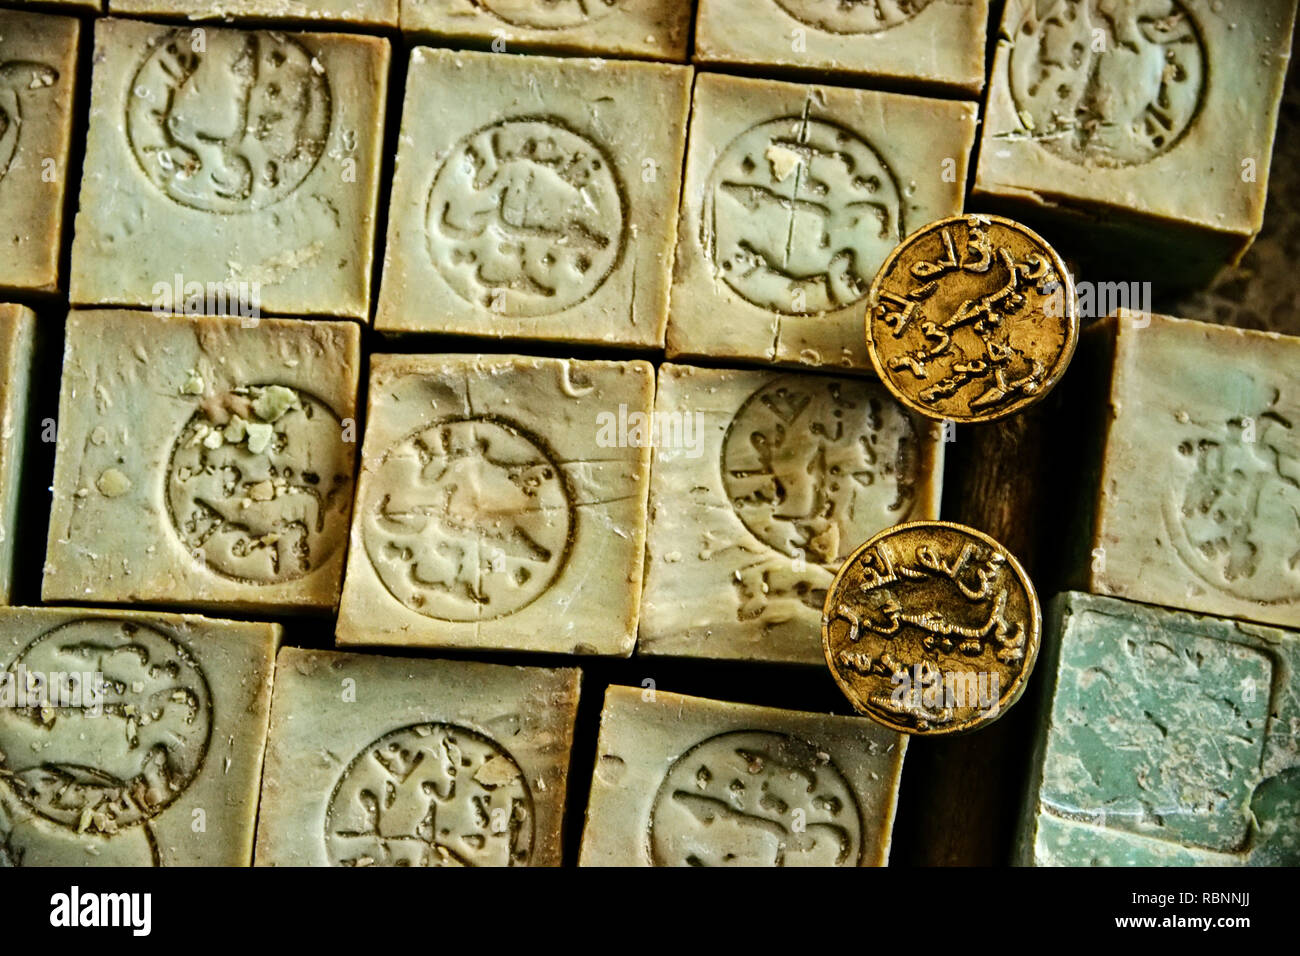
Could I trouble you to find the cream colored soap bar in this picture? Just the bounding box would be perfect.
[667,73,976,370]
[0,606,279,866]
[337,354,652,655]
[579,686,906,867]
[376,48,691,349]
[640,363,943,665]
[0,10,78,295]
[254,647,580,866]
[43,310,361,614]
[69,18,389,320]
[0,305,35,604]
[400,0,691,60]
[695,0,988,96]
[109,0,398,25]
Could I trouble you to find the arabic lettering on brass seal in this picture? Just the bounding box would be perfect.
[822,521,1041,735]
[865,214,1077,424]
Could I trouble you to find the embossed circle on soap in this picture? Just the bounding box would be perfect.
[773,0,932,35]
[325,723,534,867]
[426,118,624,317]
[475,0,619,30]
[648,730,862,867]
[1007,0,1205,168]
[0,58,60,183]
[0,619,212,833]
[722,375,920,564]
[362,417,573,621]
[166,385,353,585]
[125,29,332,213]
[704,116,903,316]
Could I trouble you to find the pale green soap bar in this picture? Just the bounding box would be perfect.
[109,0,398,25]
[0,606,279,866]
[579,686,906,867]
[0,305,35,604]
[254,648,581,867]
[1017,591,1300,866]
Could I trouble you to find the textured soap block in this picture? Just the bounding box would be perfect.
[667,73,976,370]
[400,0,691,60]
[1018,592,1300,866]
[68,18,389,320]
[337,354,652,655]
[43,310,361,614]
[579,686,906,866]
[376,48,690,349]
[975,0,1297,285]
[0,305,35,604]
[694,0,988,96]
[254,648,580,867]
[109,0,398,25]
[639,363,943,665]
[0,606,279,866]
[0,10,78,295]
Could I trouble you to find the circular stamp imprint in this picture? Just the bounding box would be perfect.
[649,730,862,867]
[126,29,332,213]
[325,723,533,867]
[0,59,60,184]
[774,0,933,35]
[474,0,620,30]
[362,417,573,622]
[426,118,624,317]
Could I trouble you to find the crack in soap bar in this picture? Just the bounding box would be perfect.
[1018,592,1300,865]
[579,686,906,866]
[108,0,399,26]
[639,363,943,665]
[666,73,976,370]
[68,18,389,320]
[254,647,580,866]
[0,305,34,605]
[337,354,652,655]
[42,310,361,614]
[0,606,279,866]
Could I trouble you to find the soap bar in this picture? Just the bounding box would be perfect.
[43,309,361,614]
[666,73,976,369]
[254,647,580,866]
[974,0,1297,286]
[68,18,389,320]
[399,0,691,61]
[694,0,988,96]
[376,48,691,349]
[639,363,944,665]
[0,606,279,866]
[0,305,35,604]
[1064,311,1300,630]
[109,0,398,26]
[579,686,906,866]
[1018,591,1300,865]
[337,354,653,655]
[0,10,78,295]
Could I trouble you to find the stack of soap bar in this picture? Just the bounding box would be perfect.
[639,363,943,665]
[667,73,976,369]
[694,0,988,96]
[69,18,390,320]
[337,354,653,655]
[399,0,691,60]
[0,10,79,295]
[1063,311,1300,630]
[1019,591,1300,866]
[43,310,361,614]
[0,606,279,866]
[108,0,398,25]
[377,48,691,349]
[975,0,1298,285]
[0,305,35,604]
[254,648,580,866]
[579,686,906,866]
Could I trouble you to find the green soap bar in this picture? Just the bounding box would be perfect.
[579,686,906,866]
[109,0,398,26]
[42,310,361,614]
[68,18,389,320]
[0,606,279,866]
[337,353,653,655]
[639,363,944,665]
[399,0,691,61]
[0,305,34,604]
[666,72,976,370]
[1018,591,1300,866]
[694,0,988,97]
[1,1,98,11]
[0,10,78,295]
[376,48,691,349]
[254,648,581,867]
